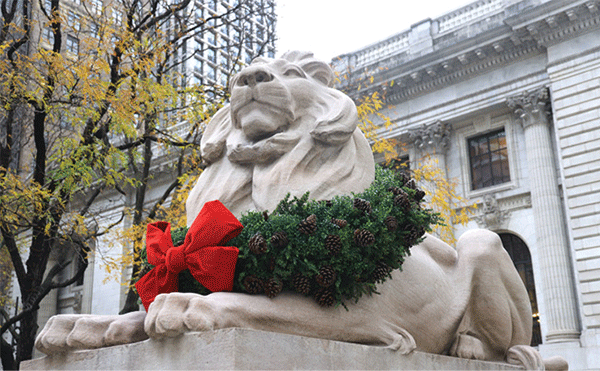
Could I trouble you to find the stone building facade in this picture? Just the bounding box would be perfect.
[333,0,599,368]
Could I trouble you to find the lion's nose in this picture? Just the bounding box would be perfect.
[236,67,274,87]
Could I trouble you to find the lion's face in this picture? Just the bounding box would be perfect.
[229,58,326,143]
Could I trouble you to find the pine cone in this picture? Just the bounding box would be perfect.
[384,215,398,231]
[262,211,269,221]
[315,265,337,287]
[325,200,333,207]
[264,277,283,298]
[414,189,426,202]
[270,231,289,249]
[397,172,410,186]
[405,179,417,189]
[314,287,335,307]
[353,198,372,214]
[325,234,342,255]
[388,186,403,195]
[404,225,425,246]
[249,232,268,254]
[292,273,312,295]
[331,218,348,228]
[298,214,317,235]
[371,262,392,282]
[242,275,264,294]
[354,229,375,247]
[393,189,411,210]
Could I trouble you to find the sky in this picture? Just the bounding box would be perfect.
[276,0,477,62]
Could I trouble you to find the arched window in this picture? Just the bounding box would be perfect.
[498,233,542,346]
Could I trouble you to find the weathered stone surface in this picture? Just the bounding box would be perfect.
[24,328,524,370]
[34,52,550,370]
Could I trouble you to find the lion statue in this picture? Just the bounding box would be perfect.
[186,50,374,220]
[35,52,566,371]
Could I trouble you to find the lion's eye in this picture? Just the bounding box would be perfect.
[283,68,305,79]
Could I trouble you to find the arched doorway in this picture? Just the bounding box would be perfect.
[498,233,542,346]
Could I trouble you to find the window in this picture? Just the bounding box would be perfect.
[45,0,53,13]
[207,67,216,81]
[207,48,216,63]
[388,155,410,172]
[499,233,541,346]
[43,27,54,44]
[112,9,123,26]
[90,22,99,38]
[66,35,79,53]
[91,0,102,14]
[468,129,510,190]
[68,11,81,32]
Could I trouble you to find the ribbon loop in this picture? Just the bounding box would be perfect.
[135,200,243,311]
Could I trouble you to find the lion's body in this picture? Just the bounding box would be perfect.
[36,51,557,370]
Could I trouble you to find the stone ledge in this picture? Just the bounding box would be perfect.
[22,328,524,370]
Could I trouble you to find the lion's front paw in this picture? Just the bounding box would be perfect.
[144,293,216,338]
[35,312,147,354]
[449,333,487,360]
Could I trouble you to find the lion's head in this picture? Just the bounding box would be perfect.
[187,51,375,221]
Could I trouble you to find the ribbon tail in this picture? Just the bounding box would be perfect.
[135,265,178,311]
[188,246,239,292]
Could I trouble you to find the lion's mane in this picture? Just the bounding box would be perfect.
[186,51,375,222]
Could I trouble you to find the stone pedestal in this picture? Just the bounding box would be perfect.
[22,328,524,370]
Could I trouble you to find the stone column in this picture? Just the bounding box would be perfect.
[507,88,580,343]
[408,121,451,240]
[408,120,451,175]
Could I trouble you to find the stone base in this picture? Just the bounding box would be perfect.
[22,328,524,370]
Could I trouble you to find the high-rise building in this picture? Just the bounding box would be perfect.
[184,0,276,90]
[333,0,599,368]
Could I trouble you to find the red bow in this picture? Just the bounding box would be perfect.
[135,200,243,311]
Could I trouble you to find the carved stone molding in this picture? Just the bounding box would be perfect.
[474,193,510,230]
[506,88,551,129]
[408,121,451,154]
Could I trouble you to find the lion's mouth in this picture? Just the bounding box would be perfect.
[231,87,294,142]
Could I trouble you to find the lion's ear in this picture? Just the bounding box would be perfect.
[310,90,359,145]
[301,60,333,87]
[201,105,232,164]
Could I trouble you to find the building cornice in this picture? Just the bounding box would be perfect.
[335,0,600,104]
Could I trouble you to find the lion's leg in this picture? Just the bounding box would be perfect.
[450,229,532,361]
[35,311,147,354]
[144,291,416,353]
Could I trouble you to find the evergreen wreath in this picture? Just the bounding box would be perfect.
[138,166,442,308]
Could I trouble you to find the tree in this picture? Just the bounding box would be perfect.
[0,0,275,368]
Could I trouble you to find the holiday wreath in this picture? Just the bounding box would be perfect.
[136,166,442,309]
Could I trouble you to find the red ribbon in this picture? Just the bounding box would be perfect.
[135,200,243,311]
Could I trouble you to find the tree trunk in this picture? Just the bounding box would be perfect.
[15,310,38,369]
[1,336,16,370]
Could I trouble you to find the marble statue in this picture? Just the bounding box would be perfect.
[35,52,566,371]
[186,50,374,220]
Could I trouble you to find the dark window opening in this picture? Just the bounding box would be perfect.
[499,233,542,346]
[468,129,510,190]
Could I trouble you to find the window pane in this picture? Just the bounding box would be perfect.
[468,129,510,190]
